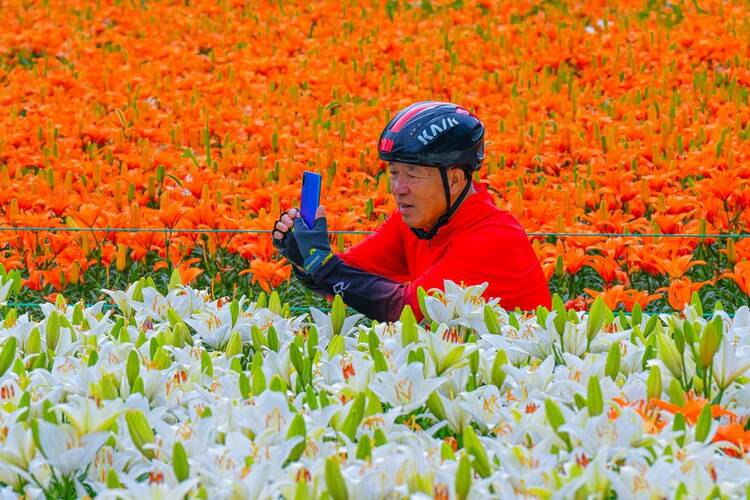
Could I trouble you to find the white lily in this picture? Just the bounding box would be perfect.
[422,324,477,375]
[98,477,199,500]
[59,394,123,436]
[309,306,363,341]
[37,422,109,476]
[370,363,445,414]
[712,337,750,390]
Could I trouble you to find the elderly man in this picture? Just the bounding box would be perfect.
[273,101,551,322]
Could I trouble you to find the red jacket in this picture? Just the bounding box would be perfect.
[338,182,551,319]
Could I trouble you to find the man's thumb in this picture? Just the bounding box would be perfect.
[315,205,326,219]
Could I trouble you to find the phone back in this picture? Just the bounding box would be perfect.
[300,171,322,229]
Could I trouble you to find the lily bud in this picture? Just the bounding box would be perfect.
[324,457,349,500]
[657,333,683,380]
[172,442,190,482]
[587,376,603,416]
[0,337,17,377]
[125,410,155,459]
[456,454,472,500]
[646,364,662,400]
[225,331,243,358]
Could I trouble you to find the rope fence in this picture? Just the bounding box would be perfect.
[1,226,746,317]
[1,226,749,239]
[3,301,735,318]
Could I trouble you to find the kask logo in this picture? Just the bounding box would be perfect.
[417,116,459,145]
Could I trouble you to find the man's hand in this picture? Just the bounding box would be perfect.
[272,208,305,268]
[293,206,333,274]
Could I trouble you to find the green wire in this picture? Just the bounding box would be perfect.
[0,226,748,239]
[4,302,735,318]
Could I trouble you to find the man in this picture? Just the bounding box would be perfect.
[273,101,551,322]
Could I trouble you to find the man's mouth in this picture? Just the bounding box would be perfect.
[398,203,414,212]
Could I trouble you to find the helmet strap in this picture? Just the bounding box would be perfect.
[410,168,473,240]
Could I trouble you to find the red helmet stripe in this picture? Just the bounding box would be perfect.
[379,138,394,152]
[389,102,441,133]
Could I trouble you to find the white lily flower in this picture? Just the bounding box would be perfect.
[37,422,109,476]
[59,394,123,436]
[370,363,445,414]
[422,294,456,325]
[562,322,587,356]
[184,312,232,349]
[712,337,750,390]
[422,324,477,375]
[0,424,36,473]
[98,477,199,500]
[309,306,363,342]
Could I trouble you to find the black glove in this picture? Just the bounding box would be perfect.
[293,211,333,275]
[272,211,305,268]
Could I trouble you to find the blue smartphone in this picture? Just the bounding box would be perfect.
[300,171,322,229]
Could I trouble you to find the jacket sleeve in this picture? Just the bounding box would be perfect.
[309,227,550,323]
[338,211,409,281]
[309,255,411,322]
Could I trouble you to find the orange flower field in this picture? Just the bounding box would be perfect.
[0,0,749,312]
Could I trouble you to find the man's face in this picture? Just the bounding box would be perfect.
[387,162,449,229]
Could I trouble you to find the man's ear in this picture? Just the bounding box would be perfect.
[447,167,468,195]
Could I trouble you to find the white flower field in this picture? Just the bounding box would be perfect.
[0,271,749,498]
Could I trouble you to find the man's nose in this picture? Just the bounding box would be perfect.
[391,177,409,195]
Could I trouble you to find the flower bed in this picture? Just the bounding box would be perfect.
[0,275,749,498]
[1,0,749,311]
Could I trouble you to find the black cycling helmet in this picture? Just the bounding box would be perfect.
[378,101,485,240]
